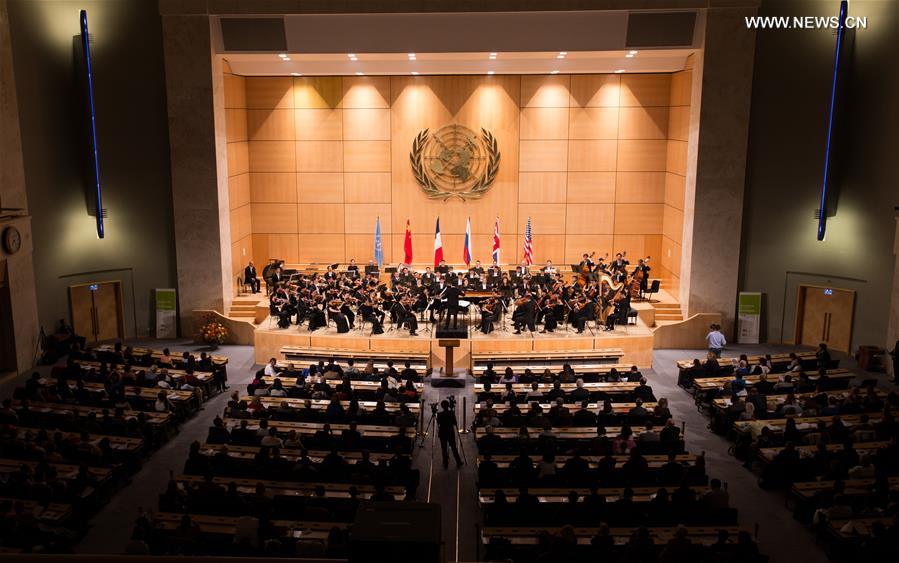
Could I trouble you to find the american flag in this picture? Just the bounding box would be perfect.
[522,217,533,266]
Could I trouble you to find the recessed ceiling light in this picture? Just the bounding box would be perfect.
[556,54,565,59]
[626,53,635,58]
[559,51,568,55]
[411,71,419,75]
[282,57,291,61]
[615,69,625,73]
[487,71,495,75]
[355,72,364,76]
[291,72,301,76]
[408,53,416,57]
[628,50,638,55]
[489,53,497,59]
[347,53,356,58]
[278,53,288,58]
[550,70,559,74]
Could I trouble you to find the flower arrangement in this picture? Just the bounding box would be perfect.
[199,316,228,345]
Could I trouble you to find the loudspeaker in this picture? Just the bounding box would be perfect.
[349,502,441,562]
[436,326,468,339]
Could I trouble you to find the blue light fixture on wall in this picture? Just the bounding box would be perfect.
[79,9,104,239]
[817,0,848,241]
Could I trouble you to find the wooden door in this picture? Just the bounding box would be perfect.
[796,285,855,353]
[93,282,122,341]
[69,281,124,343]
[70,284,96,341]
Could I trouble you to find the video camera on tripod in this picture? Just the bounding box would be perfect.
[429,395,456,415]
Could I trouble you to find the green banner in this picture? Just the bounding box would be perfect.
[738,293,761,315]
[156,289,177,311]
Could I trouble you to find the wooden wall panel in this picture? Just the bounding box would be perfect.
[293,77,342,109]
[225,109,247,142]
[564,235,614,264]
[521,234,565,264]
[344,141,391,172]
[518,204,566,234]
[519,140,567,172]
[231,238,253,278]
[297,235,345,262]
[224,74,246,109]
[619,75,671,107]
[669,70,692,107]
[666,140,688,176]
[664,172,686,211]
[228,173,251,209]
[297,203,345,234]
[569,75,620,107]
[345,233,385,264]
[246,77,293,109]
[248,141,295,172]
[614,204,663,235]
[229,205,252,243]
[568,140,617,171]
[566,172,615,203]
[294,109,343,140]
[345,203,392,234]
[617,140,667,172]
[343,108,391,140]
[252,233,300,265]
[251,203,298,234]
[296,141,343,172]
[342,76,391,108]
[618,107,669,140]
[345,173,391,203]
[520,107,569,140]
[227,142,248,176]
[566,204,614,235]
[518,172,567,203]
[250,173,296,203]
[520,75,570,108]
[662,205,684,244]
[568,107,618,139]
[613,234,661,261]
[661,236,682,279]
[668,106,689,142]
[247,109,294,141]
[297,173,344,203]
[615,172,666,204]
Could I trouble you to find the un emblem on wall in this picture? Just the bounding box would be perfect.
[410,124,500,200]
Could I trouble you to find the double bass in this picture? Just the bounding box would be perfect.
[577,251,596,287]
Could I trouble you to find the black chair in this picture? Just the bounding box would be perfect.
[641,279,660,302]
[626,309,639,325]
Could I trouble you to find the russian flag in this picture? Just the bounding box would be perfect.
[433,217,444,267]
[462,217,472,266]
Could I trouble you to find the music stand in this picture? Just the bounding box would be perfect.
[385,267,397,275]
[364,265,379,275]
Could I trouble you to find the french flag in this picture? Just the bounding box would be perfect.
[433,217,444,267]
[462,217,472,266]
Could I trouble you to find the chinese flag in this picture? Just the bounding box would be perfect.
[403,219,413,264]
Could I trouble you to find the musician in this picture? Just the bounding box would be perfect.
[347,258,359,278]
[244,261,260,293]
[327,300,351,333]
[512,293,536,334]
[436,259,450,275]
[471,260,485,276]
[610,252,629,271]
[515,262,529,276]
[269,266,283,289]
[393,298,418,336]
[422,266,436,287]
[359,298,384,334]
[542,260,557,275]
[443,284,464,328]
[324,265,338,281]
[539,295,559,333]
[467,264,480,283]
[365,260,379,275]
[604,292,630,331]
[307,301,327,331]
[479,298,500,334]
[635,258,651,291]
[579,253,595,272]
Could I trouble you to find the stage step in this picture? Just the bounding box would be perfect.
[228,311,256,318]
[655,313,684,321]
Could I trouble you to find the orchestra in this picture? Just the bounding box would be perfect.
[259,250,651,337]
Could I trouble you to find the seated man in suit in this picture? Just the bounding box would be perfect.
[244,261,261,293]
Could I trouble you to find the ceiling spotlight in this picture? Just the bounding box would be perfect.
[628,50,638,55]
[559,51,568,55]
[550,70,560,74]
[408,53,416,57]
[489,52,497,59]
[347,53,356,58]
[355,71,364,76]
[556,54,565,59]
[411,71,419,75]
[282,57,291,61]
[487,71,495,75]
[615,69,625,73]
[278,53,288,58]
[291,72,301,76]
[626,53,635,58]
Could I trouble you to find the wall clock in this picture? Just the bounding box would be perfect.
[3,226,22,255]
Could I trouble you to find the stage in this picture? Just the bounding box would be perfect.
[253,311,655,369]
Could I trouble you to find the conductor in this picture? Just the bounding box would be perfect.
[436,400,463,468]
[442,285,463,328]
